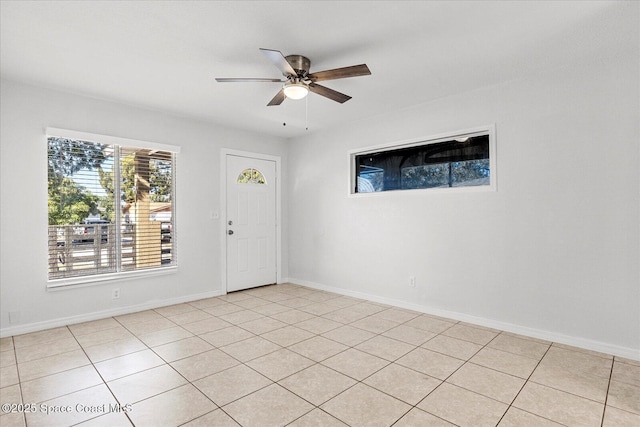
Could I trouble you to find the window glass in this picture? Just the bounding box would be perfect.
[237,168,266,184]
[354,134,491,193]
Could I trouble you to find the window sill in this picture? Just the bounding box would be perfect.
[47,266,178,291]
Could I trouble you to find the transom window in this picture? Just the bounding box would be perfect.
[46,129,179,286]
[351,126,495,194]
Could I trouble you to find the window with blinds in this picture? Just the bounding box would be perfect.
[47,133,177,285]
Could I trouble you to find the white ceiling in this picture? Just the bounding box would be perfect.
[0,1,626,138]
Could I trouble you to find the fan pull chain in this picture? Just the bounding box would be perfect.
[305,95,309,131]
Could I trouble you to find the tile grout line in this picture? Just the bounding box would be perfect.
[11,336,28,427]
[306,314,459,426]
[495,343,569,427]
[84,312,220,425]
[159,292,344,425]
[599,356,616,427]
[12,323,140,425]
[406,326,502,424]
[263,296,404,426]
[6,292,284,426]
[287,304,467,425]
[149,304,266,426]
[359,316,511,424]
[68,321,137,426]
[190,288,342,425]
[111,302,262,425]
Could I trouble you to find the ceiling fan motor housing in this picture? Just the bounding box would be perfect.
[285,55,311,77]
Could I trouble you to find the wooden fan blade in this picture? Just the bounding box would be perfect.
[308,64,371,82]
[267,89,286,106]
[308,82,351,103]
[260,48,297,77]
[215,78,285,82]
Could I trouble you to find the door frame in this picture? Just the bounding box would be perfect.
[220,149,282,293]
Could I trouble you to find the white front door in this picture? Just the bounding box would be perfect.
[225,154,277,292]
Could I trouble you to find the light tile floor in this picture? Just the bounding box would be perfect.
[1,283,639,426]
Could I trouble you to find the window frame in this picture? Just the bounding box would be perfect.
[45,128,180,289]
[348,125,497,196]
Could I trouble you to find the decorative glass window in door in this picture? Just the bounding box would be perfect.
[237,168,266,184]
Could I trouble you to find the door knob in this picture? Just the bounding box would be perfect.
[228,230,234,235]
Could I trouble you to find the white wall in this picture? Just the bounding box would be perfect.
[287,51,639,356]
[0,79,288,335]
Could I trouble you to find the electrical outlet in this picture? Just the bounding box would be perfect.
[112,288,120,300]
[409,276,416,288]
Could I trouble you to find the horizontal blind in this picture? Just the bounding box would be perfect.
[119,147,175,272]
[47,135,176,282]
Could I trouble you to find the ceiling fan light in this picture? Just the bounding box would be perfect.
[283,82,309,100]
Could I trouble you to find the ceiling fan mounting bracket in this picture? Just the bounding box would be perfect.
[285,55,311,77]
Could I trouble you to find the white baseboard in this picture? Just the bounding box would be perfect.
[289,277,640,361]
[0,289,225,338]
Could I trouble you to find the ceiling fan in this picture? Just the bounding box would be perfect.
[215,48,371,106]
